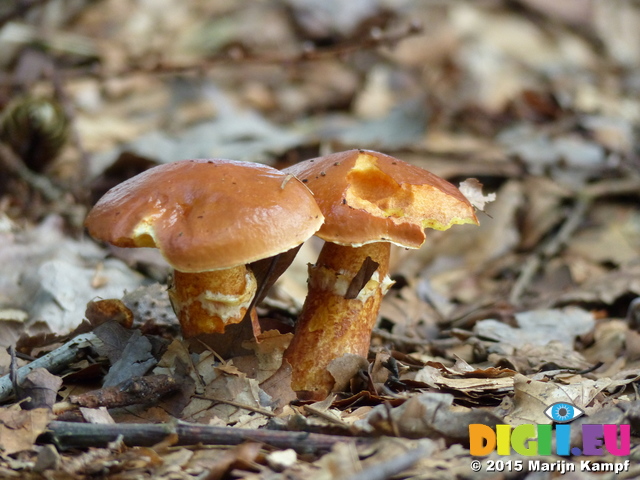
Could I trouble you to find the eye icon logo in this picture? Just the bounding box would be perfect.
[544,402,584,423]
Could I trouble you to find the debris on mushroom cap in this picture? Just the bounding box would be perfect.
[458,178,496,212]
[284,149,479,248]
[85,159,324,272]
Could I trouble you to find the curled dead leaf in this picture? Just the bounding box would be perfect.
[0,407,53,455]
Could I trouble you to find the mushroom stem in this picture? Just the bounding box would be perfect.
[169,265,257,338]
[283,241,393,400]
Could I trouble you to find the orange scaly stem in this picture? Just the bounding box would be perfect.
[283,242,392,400]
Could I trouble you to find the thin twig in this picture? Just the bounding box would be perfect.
[194,340,227,365]
[0,333,102,403]
[44,420,369,454]
[70,375,180,409]
[509,196,591,306]
[49,22,423,82]
[0,141,66,202]
[582,175,640,198]
[9,345,19,398]
[193,394,277,418]
[372,328,433,347]
[510,174,640,305]
[303,404,350,427]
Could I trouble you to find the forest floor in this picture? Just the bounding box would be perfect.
[1,1,640,479]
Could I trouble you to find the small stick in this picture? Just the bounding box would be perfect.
[192,394,277,418]
[60,22,423,82]
[0,333,102,403]
[303,404,350,428]
[0,141,66,202]
[510,174,640,306]
[371,328,433,347]
[44,420,370,454]
[280,173,294,190]
[8,345,19,398]
[510,196,591,306]
[70,375,180,409]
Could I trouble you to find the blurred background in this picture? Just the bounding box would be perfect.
[0,0,639,348]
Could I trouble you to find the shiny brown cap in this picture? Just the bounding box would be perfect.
[85,159,324,272]
[284,149,478,248]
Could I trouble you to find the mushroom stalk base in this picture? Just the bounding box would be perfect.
[284,242,392,400]
[170,265,257,338]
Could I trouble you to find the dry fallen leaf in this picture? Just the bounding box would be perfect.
[79,407,115,424]
[181,359,274,427]
[239,329,293,383]
[474,307,595,347]
[98,328,157,387]
[358,392,502,442]
[488,341,593,373]
[327,353,369,393]
[19,367,63,409]
[414,366,515,398]
[0,406,53,455]
[260,361,297,412]
[85,298,133,329]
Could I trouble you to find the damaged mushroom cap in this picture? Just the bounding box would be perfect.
[85,159,324,272]
[282,149,480,399]
[284,149,479,247]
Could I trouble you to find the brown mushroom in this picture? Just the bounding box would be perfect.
[85,159,324,338]
[282,149,479,399]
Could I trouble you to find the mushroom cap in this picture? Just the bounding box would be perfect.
[85,159,324,272]
[283,149,478,248]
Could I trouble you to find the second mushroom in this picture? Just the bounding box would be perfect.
[282,149,479,400]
